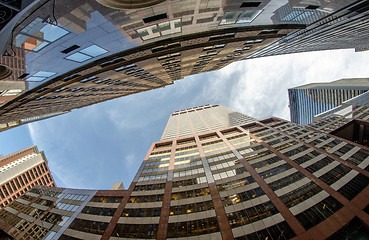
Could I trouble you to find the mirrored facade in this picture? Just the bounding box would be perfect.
[0,0,367,132]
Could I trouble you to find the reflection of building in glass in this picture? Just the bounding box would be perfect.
[0,47,27,118]
[1,104,369,239]
[0,146,56,209]
[0,24,302,129]
[289,78,369,125]
[271,2,327,24]
[245,0,369,59]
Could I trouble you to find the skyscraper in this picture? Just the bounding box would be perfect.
[0,104,369,239]
[0,0,368,131]
[0,146,56,209]
[244,0,369,59]
[288,78,369,125]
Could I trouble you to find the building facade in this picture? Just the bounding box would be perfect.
[244,0,369,59]
[0,0,366,131]
[288,78,369,125]
[0,146,56,209]
[1,104,369,239]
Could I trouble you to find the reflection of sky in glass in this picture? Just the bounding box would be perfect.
[33,71,56,77]
[237,10,263,23]
[15,18,69,52]
[80,45,108,57]
[41,24,69,42]
[33,41,49,51]
[66,53,92,62]
[27,76,46,82]
[282,11,314,21]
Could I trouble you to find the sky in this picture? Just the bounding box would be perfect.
[1,48,369,190]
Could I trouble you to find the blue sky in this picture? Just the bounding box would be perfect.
[1,49,369,190]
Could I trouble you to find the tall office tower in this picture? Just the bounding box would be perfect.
[289,78,369,125]
[162,105,255,140]
[1,104,369,239]
[0,0,365,132]
[311,90,369,146]
[0,146,56,209]
[244,0,369,59]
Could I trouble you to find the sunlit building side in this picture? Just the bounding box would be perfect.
[0,146,56,209]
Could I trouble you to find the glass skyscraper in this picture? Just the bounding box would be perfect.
[1,0,369,131]
[288,78,369,125]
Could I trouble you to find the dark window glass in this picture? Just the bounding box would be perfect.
[338,173,369,200]
[296,197,343,230]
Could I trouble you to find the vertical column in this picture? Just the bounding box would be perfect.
[101,143,156,240]
[217,130,308,238]
[195,135,234,240]
[157,140,177,240]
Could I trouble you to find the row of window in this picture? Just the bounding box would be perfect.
[251,156,283,170]
[295,196,343,230]
[166,217,219,238]
[235,221,296,240]
[169,200,214,215]
[258,163,292,179]
[90,196,123,203]
[217,176,255,192]
[69,218,108,235]
[129,194,163,203]
[112,223,158,239]
[172,176,207,188]
[221,187,265,207]
[171,187,210,200]
[82,206,117,216]
[267,171,305,191]
[280,182,323,209]
[173,167,204,178]
[122,207,161,217]
[213,166,247,181]
[337,173,369,200]
[133,183,166,191]
[227,201,279,228]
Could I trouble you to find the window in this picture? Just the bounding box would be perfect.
[240,2,261,7]
[137,19,181,40]
[27,71,56,82]
[237,10,263,23]
[15,18,69,52]
[66,45,108,63]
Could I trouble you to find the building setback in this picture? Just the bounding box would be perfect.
[0,104,369,239]
[0,146,56,209]
[288,78,369,125]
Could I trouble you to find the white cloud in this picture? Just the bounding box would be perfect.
[28,122,87,189]
[199,49,369,120]
[124,153,136,168]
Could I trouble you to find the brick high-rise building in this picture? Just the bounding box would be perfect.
[0,146,56,209]
[0,104,369,239]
